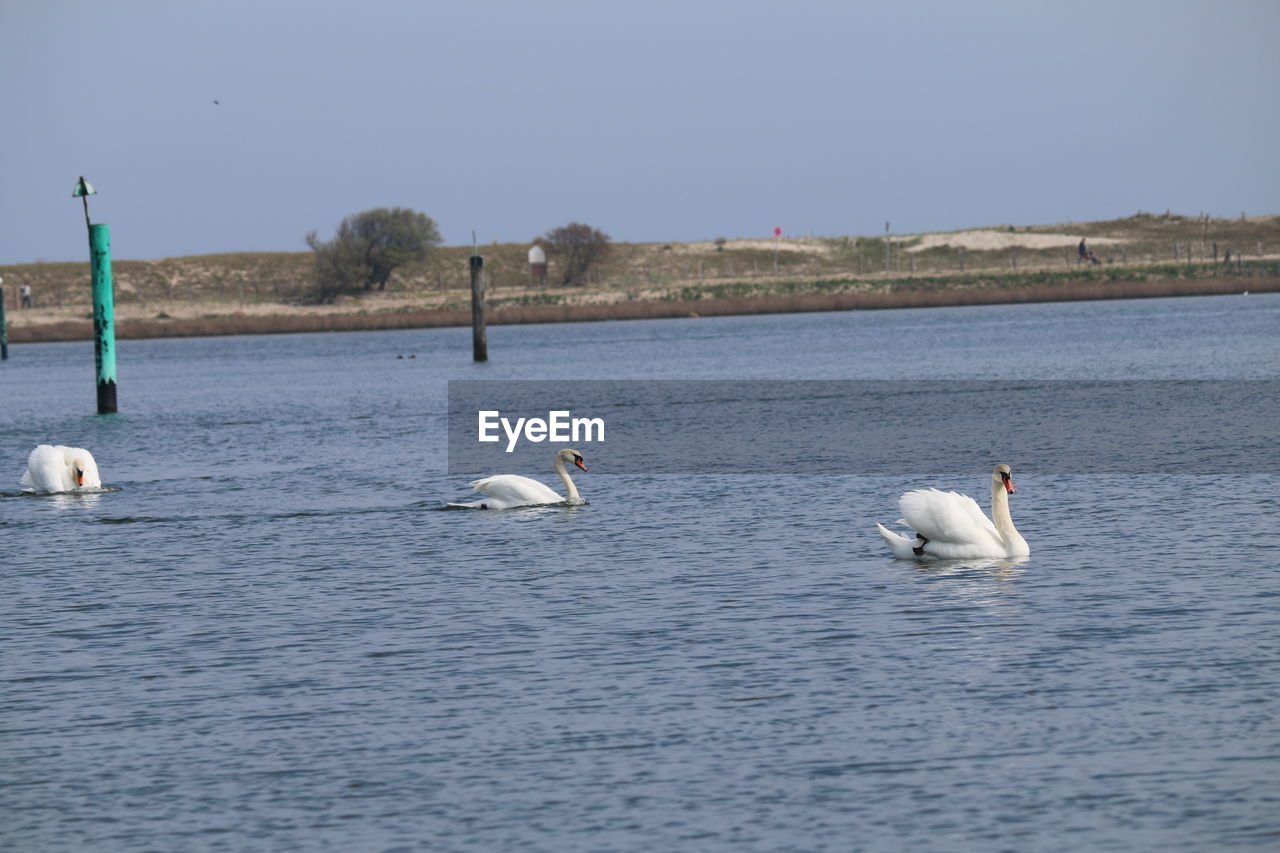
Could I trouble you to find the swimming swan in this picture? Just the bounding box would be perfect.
[876,464,1029,559]
[455,448,587,509]
[20,445,102,493]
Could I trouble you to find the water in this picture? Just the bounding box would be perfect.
[3,294,1278,852]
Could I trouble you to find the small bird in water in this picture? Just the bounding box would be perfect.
[213,99,220,105]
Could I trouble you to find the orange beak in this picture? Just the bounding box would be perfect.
[575,458,587,472]
[1001,472,1014,493]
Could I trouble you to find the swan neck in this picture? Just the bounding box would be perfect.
[990,479,1017,539]
[554,456,580,502]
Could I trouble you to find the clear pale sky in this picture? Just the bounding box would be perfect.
[2,0,1277,264]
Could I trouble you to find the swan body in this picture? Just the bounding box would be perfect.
[454,448,587,509]
[20,445,102,493]
[877,464,1029,560]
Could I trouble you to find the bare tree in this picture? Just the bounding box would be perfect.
[306,207,442,302]
[543,222,611,286]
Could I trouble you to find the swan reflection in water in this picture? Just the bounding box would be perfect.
[42,490,109,511]
[914,555,1030,580]
[902,555,1032,614]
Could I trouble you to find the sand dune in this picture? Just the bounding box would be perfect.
[907,229,1125,253]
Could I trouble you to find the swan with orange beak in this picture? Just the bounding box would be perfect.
[876,464,1029,560]
[20,445,102,493]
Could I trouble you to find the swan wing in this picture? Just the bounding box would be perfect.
[898,488,1003,551]
[468,474,563,508]
[22,445,74,492]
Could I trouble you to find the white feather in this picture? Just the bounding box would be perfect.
[451,448,587,510]
[876,466,1029,560]
[20,445,102,493]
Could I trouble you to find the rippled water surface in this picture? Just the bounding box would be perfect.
[3,295,1279,851]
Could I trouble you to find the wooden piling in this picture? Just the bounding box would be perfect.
[470,253,487,362]
[0,279,7,361]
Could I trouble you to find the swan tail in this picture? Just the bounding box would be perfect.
[876,523,922,560]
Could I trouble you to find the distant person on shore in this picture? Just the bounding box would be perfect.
[1077,238,1100,266]
[20,284,32,309]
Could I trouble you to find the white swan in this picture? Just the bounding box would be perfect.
[20,445,102,493]
[454,448,587,509]
[876,464,1029,559]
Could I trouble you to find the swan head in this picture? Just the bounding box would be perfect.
[71,454,101,489]
[556,448,587,472]
[993,463,1014,494]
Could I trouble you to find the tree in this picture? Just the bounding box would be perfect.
[542,222,611,286]
[305,207,442,302]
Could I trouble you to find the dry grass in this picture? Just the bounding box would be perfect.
[9,277,1274,344]
[4,212,1277,342]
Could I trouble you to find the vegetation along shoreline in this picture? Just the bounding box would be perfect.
[3,212,1276,343]
[6,275,1275,344]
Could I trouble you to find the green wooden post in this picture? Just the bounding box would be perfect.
[74,177,117,413]
[89,224,117,413]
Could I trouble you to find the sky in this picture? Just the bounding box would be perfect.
[1,0,1277,264]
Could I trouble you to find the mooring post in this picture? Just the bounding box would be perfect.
[89,223,118,413]
[470,252,487,363]
[0,276,8,361]
[73,176,116,412]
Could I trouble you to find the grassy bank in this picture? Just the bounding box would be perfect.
[9,275,1274,344]
[4,212,1277,342]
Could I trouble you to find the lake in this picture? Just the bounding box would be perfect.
[3,293,1278,852]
